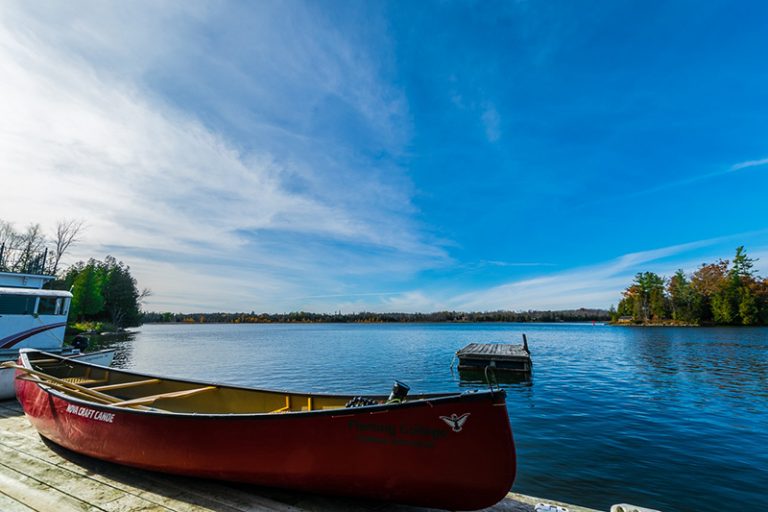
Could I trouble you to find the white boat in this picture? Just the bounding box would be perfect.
[0,263,115,399]
[0,270,72,351]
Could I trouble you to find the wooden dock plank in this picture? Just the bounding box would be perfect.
[456,341,532,373]
[0,463,95,512]
[0,442,154,511]
[0,487,37,512]
[456,342,530,359]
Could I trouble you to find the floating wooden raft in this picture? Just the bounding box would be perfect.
[456,335,532,373]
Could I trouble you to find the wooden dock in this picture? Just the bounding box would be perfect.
[0,399,599,512]
[456,338,532,373]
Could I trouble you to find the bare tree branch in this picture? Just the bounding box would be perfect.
[51,219,85,275]
[139,288,152,303]
[16,223,45,273]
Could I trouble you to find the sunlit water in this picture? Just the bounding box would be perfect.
[96,323,768,512]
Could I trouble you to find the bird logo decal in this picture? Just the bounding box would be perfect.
[440,413,470,432]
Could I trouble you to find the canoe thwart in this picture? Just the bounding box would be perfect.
[91,379,162,392]
[111,386,218,407]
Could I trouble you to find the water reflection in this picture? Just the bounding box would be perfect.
[625,327,768,408]
[455,367,533,387]
[85,331,137,369]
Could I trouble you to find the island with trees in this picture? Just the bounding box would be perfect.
[612,246,768,326]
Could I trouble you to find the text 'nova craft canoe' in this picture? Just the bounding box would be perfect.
[11,349,516,510]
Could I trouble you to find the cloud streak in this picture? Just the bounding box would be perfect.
[0,1,444,312]
[443,234,767,312]
[731,158,768,171]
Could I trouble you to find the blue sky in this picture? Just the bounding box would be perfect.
[1,1,767,313]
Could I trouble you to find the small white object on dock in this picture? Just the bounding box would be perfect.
[611,505,663,512]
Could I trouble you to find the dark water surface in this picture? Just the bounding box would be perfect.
[101,323,767,512]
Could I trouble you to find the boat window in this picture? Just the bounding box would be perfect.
[37,297,60,315]
[0,294,35,315]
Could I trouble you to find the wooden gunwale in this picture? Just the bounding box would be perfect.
[15,350,505,420]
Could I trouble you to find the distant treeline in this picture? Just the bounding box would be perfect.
[142,308,610,324]
[614,246,768,325]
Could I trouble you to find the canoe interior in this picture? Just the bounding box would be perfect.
[21,350,443,415]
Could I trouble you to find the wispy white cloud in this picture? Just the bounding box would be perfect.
[480,260,556,268]
[481,103,501,142]
[442,234,768,312]
[575,155,768,212]
[731,157,768,171]
[0,1,444,312]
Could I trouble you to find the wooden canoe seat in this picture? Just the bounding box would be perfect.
[112,386,217,407]
[91,379,161,392]
[63,376,109,386]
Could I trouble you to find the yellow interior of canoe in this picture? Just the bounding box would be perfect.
[25,355,363,414]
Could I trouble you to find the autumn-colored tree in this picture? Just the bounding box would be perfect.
[617,284,640,319]
[690,259,729,322]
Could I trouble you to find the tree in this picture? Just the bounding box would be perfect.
[63,256,148,328]
[50,219,84,275]
[731,245,757,279]
[691,259,729,322]
[617,285,640,319]
[667,269,701,323]
[101,256,144,328]
[708,247,761,325]
[738,286,759,325]
[1,218,84,275]
[0,222,46,273]
[70,260,105,320]
[629,272,666,322]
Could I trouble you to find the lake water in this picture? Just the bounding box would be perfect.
[98,323,767,512]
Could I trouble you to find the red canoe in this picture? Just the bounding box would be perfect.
[12,349,516,510]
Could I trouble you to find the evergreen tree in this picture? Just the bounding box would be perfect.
[70,260,104,320]
[62,256,146,327]
[101,256,143,328]
[738,286,759,326]
[667,269,701,323]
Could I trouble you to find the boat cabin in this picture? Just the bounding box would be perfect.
[0,271,72,350]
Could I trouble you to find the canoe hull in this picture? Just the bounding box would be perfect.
[16,376,515,510]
